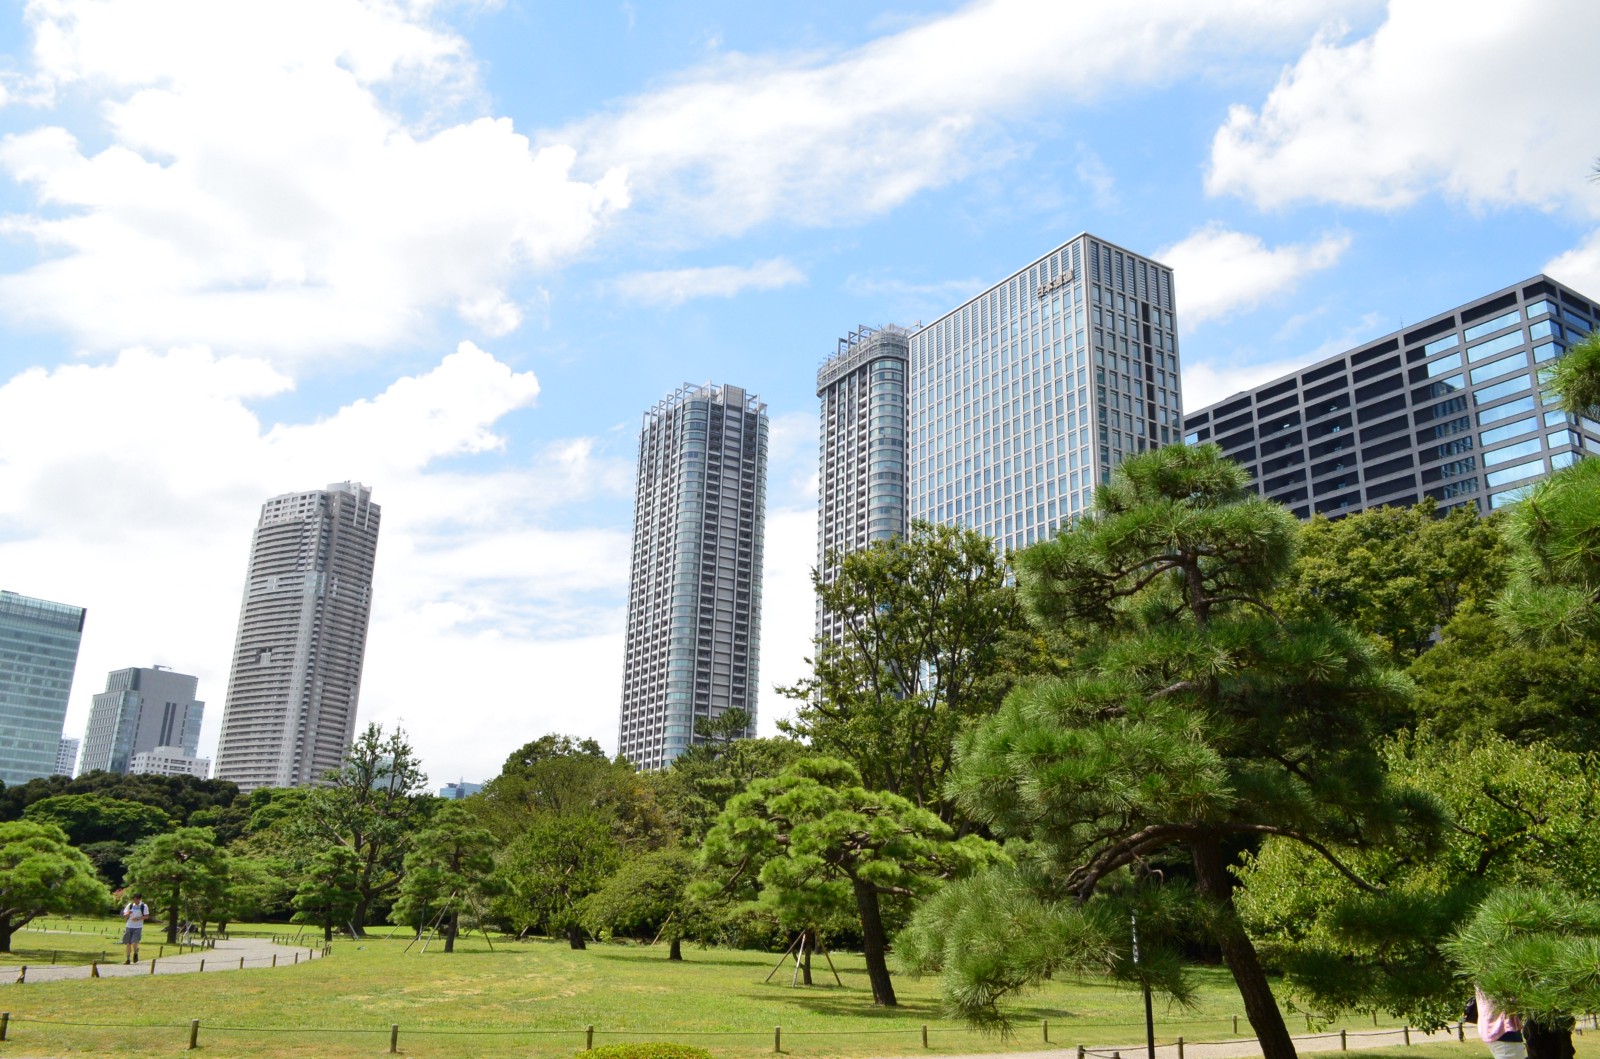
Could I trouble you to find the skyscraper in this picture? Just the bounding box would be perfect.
[618,383,768,771]
[909,235,1181,551]
[214,482,381,792]
[79,665,204,775]
[55,737,79,777]
[815,325,910,642]
[0,590,86,787]
[1182,275,1599,518]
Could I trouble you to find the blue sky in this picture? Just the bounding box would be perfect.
[0,0,1596,786]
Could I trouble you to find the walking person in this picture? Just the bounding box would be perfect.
[1471,985,1526,1059]
[121,892,149,964]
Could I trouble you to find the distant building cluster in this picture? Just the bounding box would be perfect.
[0,482,381,793]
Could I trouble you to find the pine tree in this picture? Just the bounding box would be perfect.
[929,444,1436,1059]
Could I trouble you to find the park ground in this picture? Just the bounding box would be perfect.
[1,919,1597,1059]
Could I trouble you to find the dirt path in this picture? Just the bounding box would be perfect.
[0,935,326,984]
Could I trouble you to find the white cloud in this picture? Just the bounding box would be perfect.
[1181,356,1312,413]
[1547,229,1600,300]
[562,0,1361,236]
[612,257,805,307]
[1207,0,1600,216]
[1159,223,1351,324]
[0,0,628,362]
[0,342,641,785]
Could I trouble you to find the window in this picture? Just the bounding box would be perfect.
[1484,455,1544,483]
[1467,330,1526,363]
[1464,309,1521,342]
[1469,356,1528,385]
[1474,373,1533,404]
[1424,334,1460,356]
[1478,396,1537,426]
[1480,418,1539,447]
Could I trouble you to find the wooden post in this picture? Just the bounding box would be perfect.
[1404,1026,1411,1046]
[15,966,23,984]
[90,961,99,978]
[51,950,57,964]
[1,1011,9,1041]
[1233,1015,1239,1034]
[586,1025,594,1050]
[1078,1045,1086,1059]
[1341,1030,1347,1051]
[1178,1037,1185,1059]
[293,952,299,965]
[199,959,205,973]
[189,1019,200,1050]
[239,957,245,970]
[159,944,165,959]
[1374,1012,1379,1026]
[774,1026,781,1053]
[271,954,277,968]
[390,1024,399,1053]
[1044,1019,1050,1043]
[923,1025,929,1048]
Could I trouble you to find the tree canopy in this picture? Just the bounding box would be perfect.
[0,820,109,951]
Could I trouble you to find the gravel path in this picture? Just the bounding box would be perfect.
[0,934,326,984]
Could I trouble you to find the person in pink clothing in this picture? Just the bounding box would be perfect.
[1475,985,1526,1059]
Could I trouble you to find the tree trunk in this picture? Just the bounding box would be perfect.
[801,929,813,985]
[1191,834,1295,1059]
[324,921,333,943]
[566,923,586,950]
[351,892,370,938]
[668,936,682,961]
[852,878,897,1006]
[445,909,458,953]
[167,886,181,944]
[0,916,13,953]
[1524,1020,1575,1059]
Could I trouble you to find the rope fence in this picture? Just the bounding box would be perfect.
[0,1011,1593,1055]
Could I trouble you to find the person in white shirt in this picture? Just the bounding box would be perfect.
[121,893,149,964]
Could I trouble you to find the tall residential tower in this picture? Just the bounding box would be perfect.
[79,665,204,775]
[619,384,768,770]
[214,482,381,792]
[815,325,910,642]
[0,590,86,787]
[909,234,1181,551]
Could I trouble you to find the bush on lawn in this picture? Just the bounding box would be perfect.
[581,1046,712,1059]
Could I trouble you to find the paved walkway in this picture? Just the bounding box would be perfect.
[920,1027,1469,1059]
[0,934,326,984]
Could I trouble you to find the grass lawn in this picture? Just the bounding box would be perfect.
[0,933,1584,1059]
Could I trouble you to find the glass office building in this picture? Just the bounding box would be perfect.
[619,383,768,770]
[1183,275,1599,518]
[0,590,87,787]
[909,235,1181,552]
[79,665,204,775]
[815,325,910,642]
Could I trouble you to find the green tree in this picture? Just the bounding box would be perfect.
[1236,736,1600,1028]
[650,736,810,843]
[392,802,498,952]
[1409,611,1600,749]
[478,734,663,845]
[1276,501,1508,665]
[701,756,995,1006]
[0,771,241,827]
[216,855,293,932]
[778,521,1032,822]
[292,847,360,942]
[23,793,173,847]
[287,723,431,935]
[932,445,1434,1059]
[125,826,230,944]
[0,820,110,951]
[581,847,700,959]
[1444,887,1600,1059]
[497,814,619,948]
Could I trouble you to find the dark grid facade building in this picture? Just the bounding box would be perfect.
[619,384,768,771]
[214,482,380,792]
[1183,276,1600,518]
[909,234,1182,554]
[0,590,85,787]
[815,325,910,643]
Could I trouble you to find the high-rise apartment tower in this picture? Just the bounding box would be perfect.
[909,234,1181,551]
[815,325,910,641]
[55,737,80,777]
[1183,275,1599,518]
[214,482,381,792]
[0,590,86,787]
[619,384,768,770]
[79,665,204,775]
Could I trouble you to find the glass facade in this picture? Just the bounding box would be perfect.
[1183,276,1599,518]
[619,383,768,770]
[0,590,86,787]
[909,235,1181,553]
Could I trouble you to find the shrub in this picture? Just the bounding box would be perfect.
[581,1046,712,1059]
